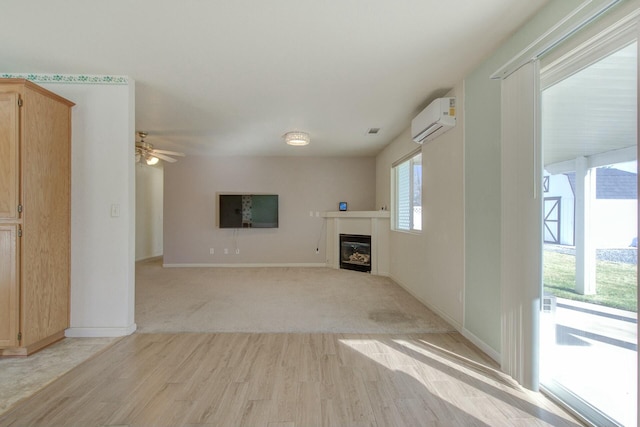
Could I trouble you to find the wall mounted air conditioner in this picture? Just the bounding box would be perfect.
[411,97,456,144]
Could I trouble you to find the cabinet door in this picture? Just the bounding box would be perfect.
[0,92,19,219]
[0,225,19,347]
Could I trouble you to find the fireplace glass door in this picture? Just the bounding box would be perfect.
[339,234,372,272]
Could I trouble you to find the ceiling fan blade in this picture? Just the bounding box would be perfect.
[152,149,185,156]
[151,152,178,163]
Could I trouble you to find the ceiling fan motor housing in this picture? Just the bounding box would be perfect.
[135,131,184,164]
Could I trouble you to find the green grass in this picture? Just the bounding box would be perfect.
[543,251,637,312]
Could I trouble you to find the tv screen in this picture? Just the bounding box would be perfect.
[219,194,279,228]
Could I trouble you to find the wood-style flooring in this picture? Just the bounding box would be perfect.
[0,332,582,427]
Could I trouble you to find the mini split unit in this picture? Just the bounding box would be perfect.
[411,97,456,144]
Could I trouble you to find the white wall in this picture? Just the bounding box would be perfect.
[163,155,375,265]
[376,84,465,329]
[463,0,585,356]
[544,173,575,245]
[29,76,136,337]
[136,163,164,260]
[375,0,591,359]
[593,200,638,247]
[542,173,637,247]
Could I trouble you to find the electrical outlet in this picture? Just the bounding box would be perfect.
[209,248,215,255]
[224,248,228,254]
[235,249,240,254]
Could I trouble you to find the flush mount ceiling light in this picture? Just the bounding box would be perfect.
[283,131,310,146]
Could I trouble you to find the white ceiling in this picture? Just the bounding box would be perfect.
[2,0,549,157]
[542,42,638,167]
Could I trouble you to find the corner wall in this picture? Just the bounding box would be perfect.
[375,83,465,329]
[374,0,588,359]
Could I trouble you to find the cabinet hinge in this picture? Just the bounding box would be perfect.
[17,204,22,214]
[17,332,22,342]
[18,228,22,238]
[17,98,23,107]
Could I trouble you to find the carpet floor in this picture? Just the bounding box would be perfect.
[0,260,455,418]
[136,258,455,334]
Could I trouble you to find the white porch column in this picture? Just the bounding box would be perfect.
[574,156,596,295]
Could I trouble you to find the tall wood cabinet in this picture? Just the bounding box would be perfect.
[0,79,74,356]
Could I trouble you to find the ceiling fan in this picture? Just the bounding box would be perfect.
[135,131,185,165]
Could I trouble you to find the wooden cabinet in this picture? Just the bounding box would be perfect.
[0,79,74,356]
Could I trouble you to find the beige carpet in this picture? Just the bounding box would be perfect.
[136,258,454,334]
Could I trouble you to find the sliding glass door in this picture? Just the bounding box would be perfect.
[540,30,638,426]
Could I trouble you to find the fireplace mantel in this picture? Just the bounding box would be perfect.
[323,211,390,275]
[323,211,390,219]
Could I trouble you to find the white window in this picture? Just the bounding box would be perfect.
[393,150,422,231]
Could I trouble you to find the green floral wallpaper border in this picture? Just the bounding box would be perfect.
[0,73,129,85]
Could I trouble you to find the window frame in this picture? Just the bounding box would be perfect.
[391,148,422,233]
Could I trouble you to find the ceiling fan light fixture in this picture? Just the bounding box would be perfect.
[145,155,159,165]
[135,130,184,165]
[284,131,310,146]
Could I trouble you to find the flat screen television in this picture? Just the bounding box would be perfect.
[218,194,279,228]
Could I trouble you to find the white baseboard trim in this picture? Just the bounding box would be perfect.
[136,254,162,262]
[461,327,501,363]
[163,263,328,268]
[388,274,462,331]
[389,274,501,363]
[65,323,137,338]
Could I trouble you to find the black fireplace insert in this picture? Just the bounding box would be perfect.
[339,234,372,273]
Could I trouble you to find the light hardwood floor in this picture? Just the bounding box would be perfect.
[0,332,582,427]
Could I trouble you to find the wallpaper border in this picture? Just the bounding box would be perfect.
[1,73,129,85]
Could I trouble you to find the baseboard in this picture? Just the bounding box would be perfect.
[65,323,137,338]
[136,254,163,262]
[388,274,462,331]
[461,327,501,363]
[388,274,501,363]
[163,263,328,268]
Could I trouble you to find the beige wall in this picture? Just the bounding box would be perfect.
[135,163,164,261]
[163,155,375,265]
[375,83,465,329]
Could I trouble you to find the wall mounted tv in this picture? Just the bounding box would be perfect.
[218,194,279,228]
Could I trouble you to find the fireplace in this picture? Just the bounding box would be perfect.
[339,234,372,272]
[323,211,389,275]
